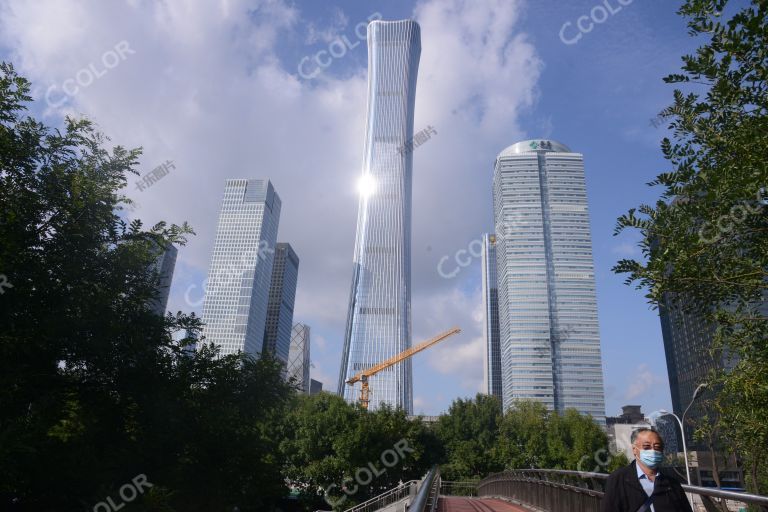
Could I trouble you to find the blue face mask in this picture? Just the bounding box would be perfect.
[639,449,664,469]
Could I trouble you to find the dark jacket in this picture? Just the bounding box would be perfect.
[600,460,693,512]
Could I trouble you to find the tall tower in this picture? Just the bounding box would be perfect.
[149,241,177,316]
[337,20,421,413]
[201,179,281,357]
[263,242,299,366]
[287,323,311,393]
[493,140,605,423]
[481,234,503,403]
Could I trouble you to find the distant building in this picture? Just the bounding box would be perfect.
[605,405,650,461]
[287,323,310,392]
[201,179,281,357]
[653,415,680,456]
[493,139,606,423]
[481,234,502,403]
[149,242,177,316]
[263,243,299,366]
[309,379,323,396]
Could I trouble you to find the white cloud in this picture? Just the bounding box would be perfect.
[0,0,540,415]
[625,363,665,401]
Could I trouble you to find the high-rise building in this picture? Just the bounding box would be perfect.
[149,242,177,316]
[287,323,311,393]
[310,379,323,396]
[481,234,503,403]
[263,243,299,366]
[493,139,605,422]
[201,179,281,357]
[658,294,717,448]
[337,20,421,414]
[659,292,767,447]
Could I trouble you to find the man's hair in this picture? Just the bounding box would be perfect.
[631,427,663,446]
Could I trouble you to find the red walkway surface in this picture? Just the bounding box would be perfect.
[438,497,530,512]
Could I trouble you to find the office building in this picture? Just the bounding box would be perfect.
[337,20,421,413]
[148,242,177,316]
[309,379,323,396]
[493,139,606,422]
[201,179,281,357]
[481,233,503,403]
[287,323,311,393]
[606,405,650,461]
[263,243,299,366]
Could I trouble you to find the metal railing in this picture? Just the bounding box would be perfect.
[440,480,479,497]
[409,466,440,512]
[477,470,768,512]
[339,479,418,512]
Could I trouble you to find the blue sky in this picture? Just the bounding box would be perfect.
[0,0,730,417]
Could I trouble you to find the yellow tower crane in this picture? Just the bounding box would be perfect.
[345,327,461,410]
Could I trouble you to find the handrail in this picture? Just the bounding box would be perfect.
[478,469,768,509]
[339,479,418,512]
[408,466,439,512]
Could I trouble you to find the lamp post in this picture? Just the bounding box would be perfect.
[658,383,707,486]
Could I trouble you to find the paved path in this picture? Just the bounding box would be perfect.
[438,497,530,512]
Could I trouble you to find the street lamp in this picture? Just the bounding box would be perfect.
[657,383,707,486]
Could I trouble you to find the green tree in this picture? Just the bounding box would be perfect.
[497,400,549,469]
[280,394,436,510]
[612,0,767,494]
[0,62,294,511]
[434,394,504,480]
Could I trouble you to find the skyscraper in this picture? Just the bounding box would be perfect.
[659,292,768,447]
[481,233,503,403]
[287,323,311,393]
[201,179,281,357]
[337,20,421,413]
[148,241,177,316]
[493,140,605,422]
[263,243,299,366]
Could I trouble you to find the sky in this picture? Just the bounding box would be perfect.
[0,0,727,417]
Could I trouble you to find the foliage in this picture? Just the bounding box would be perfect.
[280,393,439,510]
[611,0,768,494]
[0,61,294,511]
[436,397,619,480]
[434,394,504,480]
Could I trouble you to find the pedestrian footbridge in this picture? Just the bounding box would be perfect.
[330,466,768,512]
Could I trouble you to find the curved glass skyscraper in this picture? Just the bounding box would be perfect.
[493,140,605,423]
[337,20,421,413]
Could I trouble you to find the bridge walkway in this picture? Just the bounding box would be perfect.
[437,497,529,512]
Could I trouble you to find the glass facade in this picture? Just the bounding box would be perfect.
[201,179,281,357]
[481,234,503,402]
[149,242,177,316]
[493,140,605,423]
[263,242,299,366]
[337,20,421,414]
[287,323,311,393]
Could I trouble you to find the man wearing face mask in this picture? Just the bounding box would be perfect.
[600,427,693,512]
